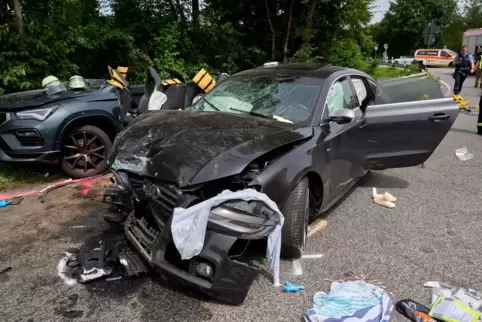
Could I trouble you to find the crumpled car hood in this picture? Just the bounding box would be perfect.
[109,110,313,187]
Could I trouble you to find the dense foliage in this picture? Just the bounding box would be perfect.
[370,0,482,58]
[0,0,377,94]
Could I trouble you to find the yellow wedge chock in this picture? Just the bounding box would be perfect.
[117,66,128,79]
[108,67,129,89]
[453,94,470,111]
[161,78,182,86]
[193,69,216,93]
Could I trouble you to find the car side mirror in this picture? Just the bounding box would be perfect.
[326,108,355,125]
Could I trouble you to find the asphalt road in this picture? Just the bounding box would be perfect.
[1,100,482,321]
[427,67,481,107]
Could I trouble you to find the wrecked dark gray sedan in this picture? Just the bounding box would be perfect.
[102,62,458,304]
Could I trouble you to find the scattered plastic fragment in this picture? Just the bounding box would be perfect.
[283,281,305,293]
[0,200,11,208]
[372,188,397,209]
[455,147,474,161]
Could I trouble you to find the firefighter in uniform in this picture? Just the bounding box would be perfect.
[453,45,474,99]
[476,76,482,134]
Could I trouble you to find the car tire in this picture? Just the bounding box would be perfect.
[449,62,453,67]
[394,60,399,65]
[60,125,112,178]
[280,177,310,259]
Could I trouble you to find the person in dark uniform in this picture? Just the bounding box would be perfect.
[477,92,482,134]
[474,46,482,88]
[453,45,474,97]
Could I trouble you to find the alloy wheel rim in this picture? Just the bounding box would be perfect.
[63,130,107,174]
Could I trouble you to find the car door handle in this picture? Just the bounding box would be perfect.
[429,113,450,121]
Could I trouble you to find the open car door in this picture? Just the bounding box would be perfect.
[365,97,458,169]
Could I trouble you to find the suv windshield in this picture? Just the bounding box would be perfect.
[186,75,323,125]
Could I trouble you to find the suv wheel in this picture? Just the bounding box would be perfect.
[280,177,310,259]
[61,125,112,178]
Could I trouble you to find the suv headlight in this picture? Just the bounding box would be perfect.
[15,106,59,121]
[207,200,280,239]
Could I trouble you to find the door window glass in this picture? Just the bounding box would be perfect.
[427,50,439,56]
[440,51,450,58]
[326,78,357,116]
[351,78,368,103]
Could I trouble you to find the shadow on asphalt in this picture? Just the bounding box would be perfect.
[358,171,410,189]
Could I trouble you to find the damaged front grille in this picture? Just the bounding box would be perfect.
[144,181,182,230]
[125,215,161,259]
[127,173,146,199]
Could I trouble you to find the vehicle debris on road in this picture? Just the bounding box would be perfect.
[302,281,394,322]
[455,147,474,161]
[0,196,23,208]
[395,281,482,322]
[283,281,304,293]
[60,236,152,285]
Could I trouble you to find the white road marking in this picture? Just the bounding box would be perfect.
[439,79,452,97]
[291,259,303,276]
[302,253,324,259]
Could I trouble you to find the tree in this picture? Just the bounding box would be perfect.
[371,0,458,56]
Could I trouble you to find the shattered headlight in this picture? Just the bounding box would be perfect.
[207,200,279,239]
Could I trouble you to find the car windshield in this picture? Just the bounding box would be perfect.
[186,75,323,125]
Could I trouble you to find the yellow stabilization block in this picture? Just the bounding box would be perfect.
[453,94,470,111]
[162,78,182,86]
[108,66,129,89]
[193,69,216,92]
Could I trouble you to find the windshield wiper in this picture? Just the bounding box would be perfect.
[229,107,270,119]
[200,96,220,111]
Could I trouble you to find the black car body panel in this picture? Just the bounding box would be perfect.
[0,85,144,163]
[109,111,312,187]
[103,63,459,304]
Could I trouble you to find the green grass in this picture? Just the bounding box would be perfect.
[372,66,417,79]
[0,162,63,192]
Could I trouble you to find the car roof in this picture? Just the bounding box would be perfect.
[234,62,347,79]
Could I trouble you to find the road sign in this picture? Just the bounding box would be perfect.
[384,43,388,49]
[423,20,439,46]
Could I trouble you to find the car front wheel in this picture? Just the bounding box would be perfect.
[61,125,112,178]
[281,177,310,259]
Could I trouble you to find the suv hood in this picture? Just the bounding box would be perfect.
[109,110,313,187]
[0,87,115,111]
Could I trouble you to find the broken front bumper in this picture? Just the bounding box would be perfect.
[103,171,276,305]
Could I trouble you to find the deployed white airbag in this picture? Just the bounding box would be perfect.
[171,188,285,286]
